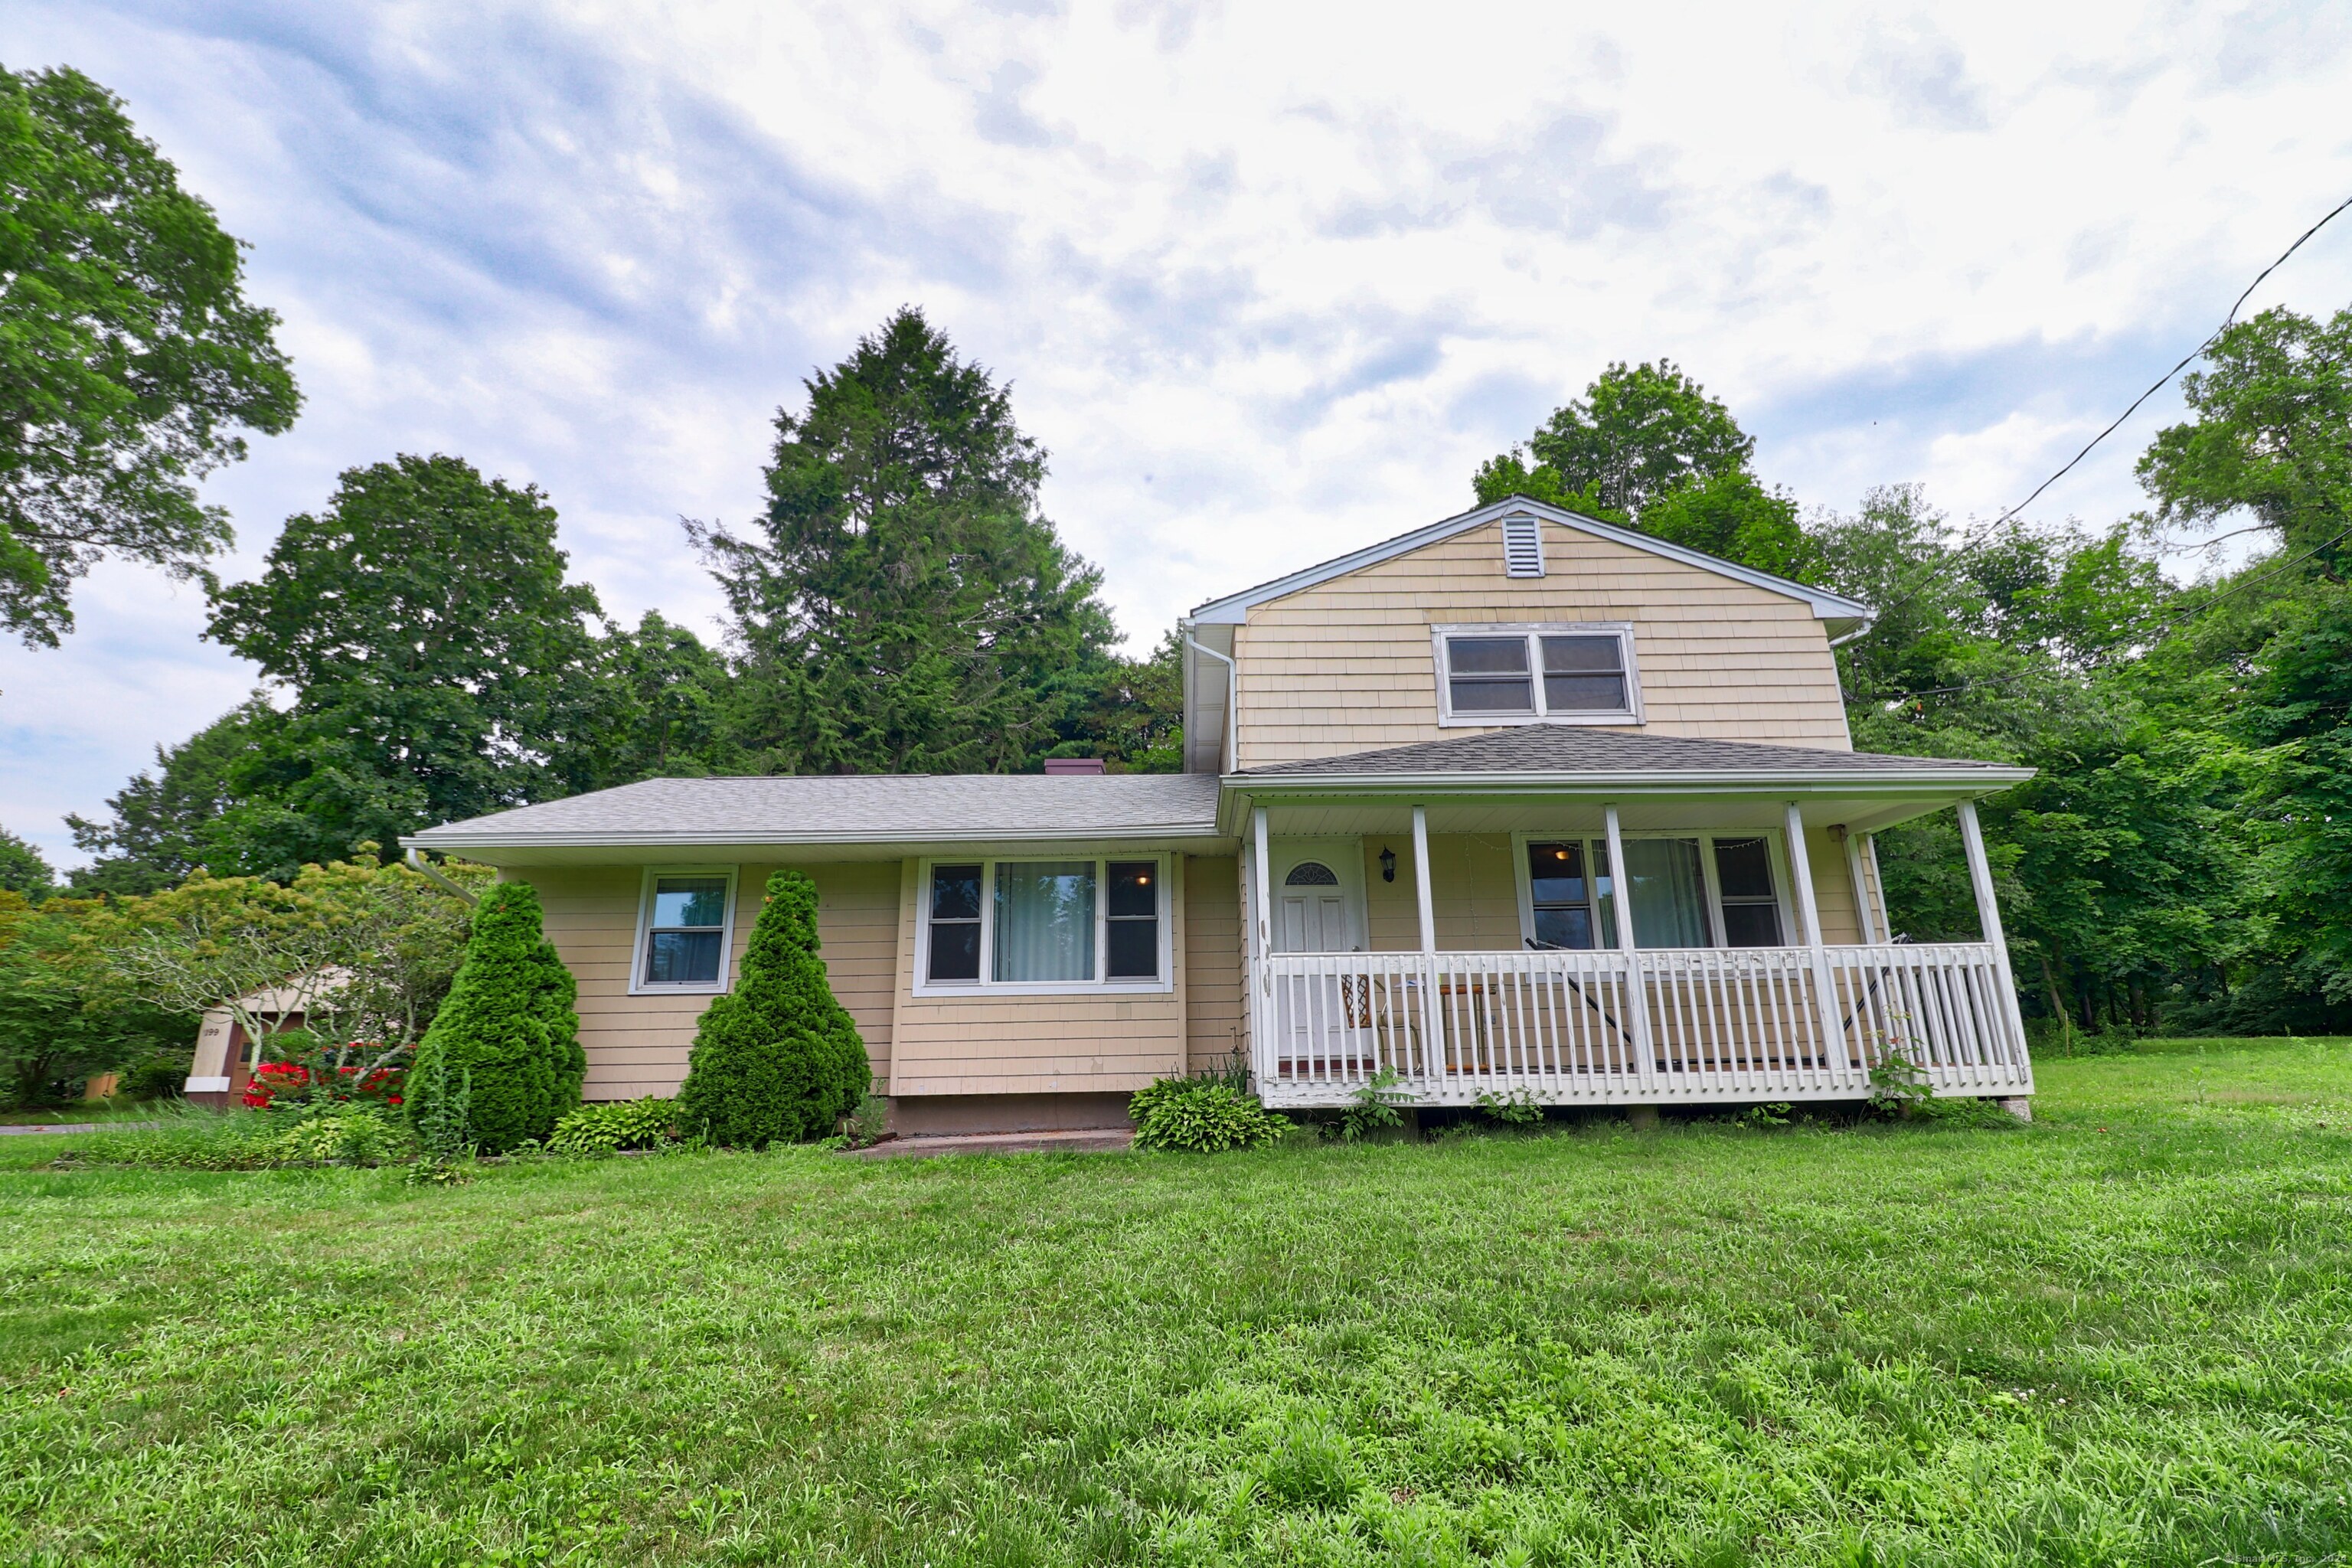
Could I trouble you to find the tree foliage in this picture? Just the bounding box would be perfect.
[691,307,1118,774]
[204,453,608,851]
[1476,359,1806,578]
[0,827,54,901]
[676,870,869,1148]
[0,65,299,645]
[0,890,188,1106]
[406,882,581,1154]
[2138,305,2352,564]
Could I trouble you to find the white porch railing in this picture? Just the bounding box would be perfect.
[1251,944,2034,1107]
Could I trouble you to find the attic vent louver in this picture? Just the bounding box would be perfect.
[1501,514,1544,577]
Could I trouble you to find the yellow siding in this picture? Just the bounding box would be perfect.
[1232,518,1851,767]
[1184,854,1246,1072]
[520,861,901,1102]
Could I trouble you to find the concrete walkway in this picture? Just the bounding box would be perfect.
[0,1122,159,1136]
[845,1126,1133,1159]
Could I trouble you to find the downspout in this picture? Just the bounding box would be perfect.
[404,846,479,905]
[1184,629,1240,774]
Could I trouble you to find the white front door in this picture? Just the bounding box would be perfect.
[1269,838,1364,954]
[1265,839,1371,1072]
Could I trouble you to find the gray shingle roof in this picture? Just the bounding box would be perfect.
[1237,727,2024,779]
[407,773,1223,848]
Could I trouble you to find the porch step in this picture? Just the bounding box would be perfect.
[844,1127,1135,1160]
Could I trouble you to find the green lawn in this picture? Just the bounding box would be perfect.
[3,1042,2349,1567]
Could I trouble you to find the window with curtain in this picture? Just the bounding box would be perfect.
[1526,835,1791,950]
[920,857,1170,990]
[639,872,732,987]
[993,861,1097,983]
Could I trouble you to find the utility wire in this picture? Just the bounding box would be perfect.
[1862,189,2352,626]
[1849,515,2352,705]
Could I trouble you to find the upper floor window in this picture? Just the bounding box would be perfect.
[1432,623,1640,726]
[918,856,1171,994]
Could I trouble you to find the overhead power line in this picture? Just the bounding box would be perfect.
[1861,188,2352,626]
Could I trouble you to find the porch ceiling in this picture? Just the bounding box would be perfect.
[1235,789,1988,838]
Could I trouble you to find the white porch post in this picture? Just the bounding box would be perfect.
[1602,804,1655,1086]
[1783,802,1851,1073]
[1410,805,1436,954]
[1958,799,2033,1076]
[1411,804,1438,1076]
[1250,805,1273,1086]
[1251,804,1273,965]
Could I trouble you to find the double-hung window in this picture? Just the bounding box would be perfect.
[1434,623,1639,725]
[920,857,1170,992]
[1517,835,1790,950]
[632,868,738,992]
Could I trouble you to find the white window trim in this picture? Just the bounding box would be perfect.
[1510,830,1798,951]
[629,864,740,995]
[913,854,1176,998]
[1432,622,1644,727]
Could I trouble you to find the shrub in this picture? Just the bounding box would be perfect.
[843,1091,890,1149]
[255,1102,410,1165]
[1335,1066,1413,1142]
[115,1048,192,1102]
[677,871,869,1148]
[1129,1077,1289,1152]
[546,1098,681,1156]
[405,884,582,1155]
[240,1048,406,1111]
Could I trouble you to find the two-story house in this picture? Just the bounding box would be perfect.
[400,497,2037,1134]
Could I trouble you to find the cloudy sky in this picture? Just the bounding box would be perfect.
[5,2,2352,868]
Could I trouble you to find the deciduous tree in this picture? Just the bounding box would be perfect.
[0,66,299,644]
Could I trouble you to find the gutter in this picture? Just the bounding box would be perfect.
[399,822,1231,854]
[1223,766,2034,793]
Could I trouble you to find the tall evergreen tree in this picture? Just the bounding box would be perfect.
[406,882,581,1154]
[692,308,1116,773]
[676,870,868,1147]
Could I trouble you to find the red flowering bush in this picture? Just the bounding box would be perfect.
[242,1052,407,1109]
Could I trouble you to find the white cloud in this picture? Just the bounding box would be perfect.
[4,0,2352,867]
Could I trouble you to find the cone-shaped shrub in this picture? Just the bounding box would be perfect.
[407,882,583,1154]
[678,869,870,1148]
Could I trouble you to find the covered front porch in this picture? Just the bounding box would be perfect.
[1227,730,2037,1110]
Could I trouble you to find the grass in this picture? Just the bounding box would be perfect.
[2,1041,2348,1566]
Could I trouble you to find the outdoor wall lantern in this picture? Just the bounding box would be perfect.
[1380,845,1396,882]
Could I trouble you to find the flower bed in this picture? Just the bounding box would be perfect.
[242,1058,406,1110]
